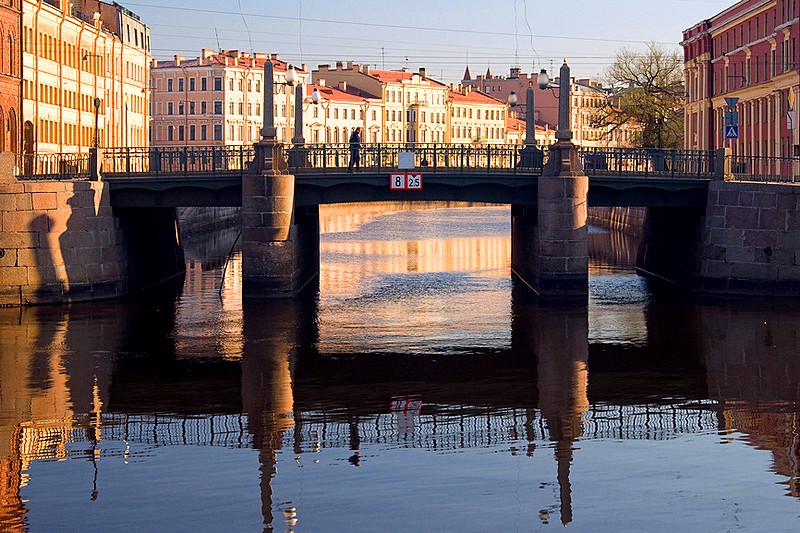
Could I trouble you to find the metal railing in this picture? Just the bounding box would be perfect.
[16,152,92,180]
[728,154,799,183]
[101,145,255,176]
[13,143,728,181]
[289,142,547,174]
[580,147,717,178]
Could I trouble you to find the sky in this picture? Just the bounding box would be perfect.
[122,0,735,83]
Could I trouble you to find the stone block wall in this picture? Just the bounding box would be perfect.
[697,181,800,295]
[0,174,128,306]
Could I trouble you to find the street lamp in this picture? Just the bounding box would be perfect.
[537,60,573,142]
[261,60,303,142]
[92,97,101,148]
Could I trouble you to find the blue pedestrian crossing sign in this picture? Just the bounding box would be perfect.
[725,125,739,139]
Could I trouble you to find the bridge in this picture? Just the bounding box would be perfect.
[19,143,718,209]
[2,140,800,305]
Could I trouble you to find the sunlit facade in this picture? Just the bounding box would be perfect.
[313,62,453,144]
[0,0,21,155]
[22,0,151,154]
[306,82,382,144]
[150,50,309,147]
[683,0,800,157]
[465,67,636,147]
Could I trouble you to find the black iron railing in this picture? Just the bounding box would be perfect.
[287,142,547,174]
[101,145,255,176]
[17,152,92,180]
[13,143,729,181]
[727,154,798,183]
[580,147,717,178]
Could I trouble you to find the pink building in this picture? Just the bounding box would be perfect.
[683,0,800,160]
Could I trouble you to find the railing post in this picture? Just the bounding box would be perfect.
[714,147,732,181]
[89,147,102,181]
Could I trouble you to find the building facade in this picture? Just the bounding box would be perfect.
[683,0,799,162]
[22,0,151,155]
[464,66,634,147]
[150,50,310,147]
[448,85,509,144]
[313,63,452,144]
[305,82,382,144]
[0,0,21,155]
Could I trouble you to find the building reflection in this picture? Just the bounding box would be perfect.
[4,203,800,531]
[700,301,800,497]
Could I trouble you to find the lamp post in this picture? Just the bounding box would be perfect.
[509,81,543,168]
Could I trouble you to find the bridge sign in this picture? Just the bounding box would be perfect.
[725,125,739,139]
[390,173,423,190]
[724,97,739,110]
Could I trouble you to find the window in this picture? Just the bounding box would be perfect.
[167,102,174,115]
[178,78,184,91]
[214,77,223,91]
[189,78,196,91]
[178,125,185,141]
[201,77,208,91]
[189,102,196,115]
[214,124,223,140]
[214,101,223,114]
[228,78,234,91]
[189,125,196,141]
[168,125,174,141]
[167,79,174,92]
[178,101,184,115]
[201,101,207,114]
[201,124,208,141]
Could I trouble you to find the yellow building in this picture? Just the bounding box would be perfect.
[448,85,508,144]
[313,62,451,144]
[22,0,150,154]
[150,50,309,147]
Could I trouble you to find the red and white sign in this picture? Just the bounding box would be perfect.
[389,173,423,190]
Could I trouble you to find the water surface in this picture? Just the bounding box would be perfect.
[1,203,799,532]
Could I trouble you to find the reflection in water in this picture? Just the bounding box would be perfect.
[1,203,800,531]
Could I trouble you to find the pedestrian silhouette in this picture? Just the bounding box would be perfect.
[348,127,362,172]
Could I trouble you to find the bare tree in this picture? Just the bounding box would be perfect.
[595,43,685,149]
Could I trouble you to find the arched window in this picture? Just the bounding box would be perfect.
[8,109,17,154]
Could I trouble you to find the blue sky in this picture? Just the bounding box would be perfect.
[123,0,733,82]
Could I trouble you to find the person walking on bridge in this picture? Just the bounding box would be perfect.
[348,127,362,172]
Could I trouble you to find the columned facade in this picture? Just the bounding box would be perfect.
[683,0,799,178]
[22,0,151,155]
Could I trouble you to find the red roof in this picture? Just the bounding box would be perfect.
[154,51,305,73]
[449,88,505,106]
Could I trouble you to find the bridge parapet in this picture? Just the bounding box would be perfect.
[14,143,723,181]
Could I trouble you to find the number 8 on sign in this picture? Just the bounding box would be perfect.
[390,173,406,190]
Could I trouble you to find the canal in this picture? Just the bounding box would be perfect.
[1,202,799,532]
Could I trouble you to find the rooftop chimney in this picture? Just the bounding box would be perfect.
[174,55,184,66]
[338,81,348,92]
[363,64,371,75]
[419,67,427,80]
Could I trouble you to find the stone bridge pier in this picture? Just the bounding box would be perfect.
[242,140,319,299]
[512,142,589,299]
